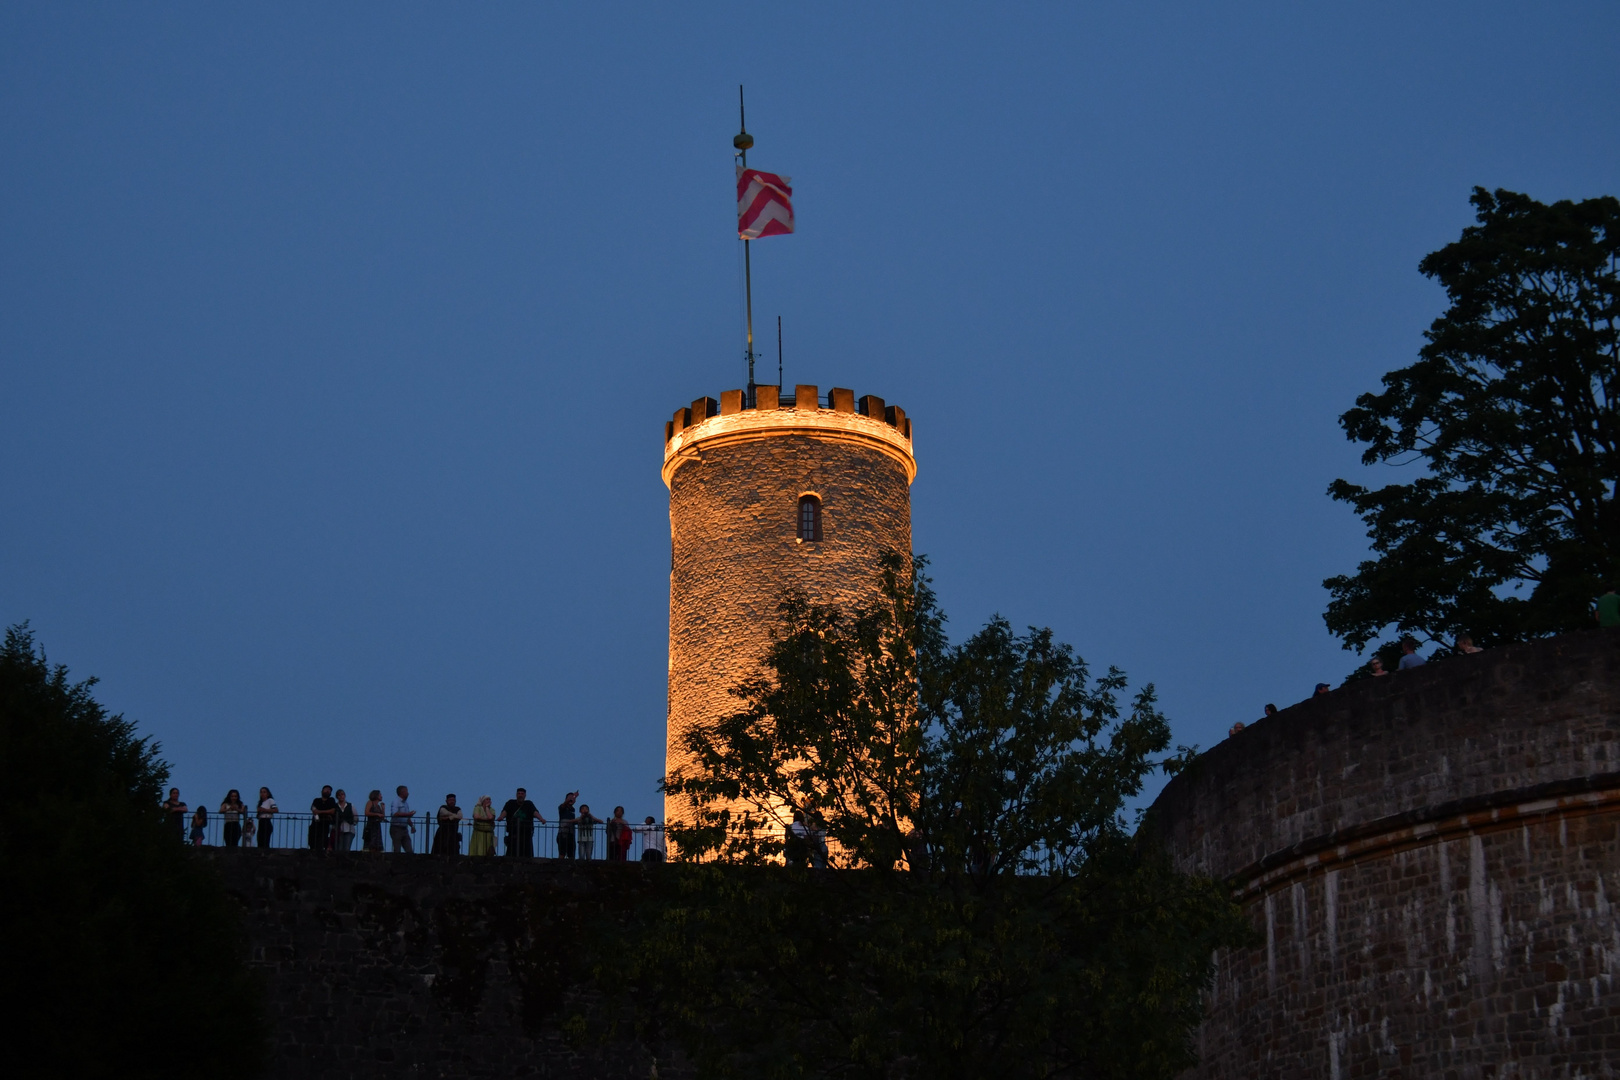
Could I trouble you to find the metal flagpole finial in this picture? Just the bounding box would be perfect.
[734,85,753,155]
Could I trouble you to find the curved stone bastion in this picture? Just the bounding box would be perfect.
[1148,630,1620,1078]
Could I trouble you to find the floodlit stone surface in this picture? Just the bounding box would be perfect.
[1149,630,1620,1079]
[662,389,915,827]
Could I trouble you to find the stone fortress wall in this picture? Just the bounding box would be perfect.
[1148,630,1620,1078]
[211,850,683,1080]
[663,385,915,824]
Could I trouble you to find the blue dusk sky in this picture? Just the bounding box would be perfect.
[3,4,1618,821]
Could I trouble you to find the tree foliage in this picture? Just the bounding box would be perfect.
[1325,187,1620,653]
[0,623,266,1077]
[644,557,1250,1079]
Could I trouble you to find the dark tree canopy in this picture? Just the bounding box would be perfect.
[1325,187,1619,655]
[0,624,265,1077]
[646,557,1249,1079]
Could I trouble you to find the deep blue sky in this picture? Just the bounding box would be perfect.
[4,4,1617,821]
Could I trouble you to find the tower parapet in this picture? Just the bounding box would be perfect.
[662,384,917,827]
[663,385,915,487]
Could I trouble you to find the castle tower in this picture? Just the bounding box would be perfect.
[662,384,917,824]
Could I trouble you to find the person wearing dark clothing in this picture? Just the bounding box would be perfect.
[310,786,337,851]
[607,806,632,861]
[333,790,357,852]
[363,790,385,852]
[499,788,543,857]
[256,787,277,849]
[161,789,188,842]
[220,790,246,848]
[557,792,578,859]
[785,809,810,868]
[431,795,463,856]
[1595,587,1620,628]
[808,815,829,870]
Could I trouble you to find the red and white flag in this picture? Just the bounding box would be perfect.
[737,167,794,239]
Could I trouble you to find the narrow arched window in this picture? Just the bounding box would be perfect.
[797,495,822,542]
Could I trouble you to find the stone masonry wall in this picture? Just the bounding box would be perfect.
[1148,630,1620,1078]
[209,850,685,1080]
[665,421,912,823]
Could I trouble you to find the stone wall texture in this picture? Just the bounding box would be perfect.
[1148,629,1620,1079]
[210,850,683,1080]
[664,388,914,824]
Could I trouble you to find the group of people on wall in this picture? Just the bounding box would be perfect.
[158,784,667,863]
[1226,588,1620,739]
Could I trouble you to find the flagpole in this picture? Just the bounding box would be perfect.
[735,86,756,404]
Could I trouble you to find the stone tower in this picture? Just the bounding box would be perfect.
[662,383,917,823]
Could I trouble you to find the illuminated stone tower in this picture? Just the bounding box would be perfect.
[662,384,917,823]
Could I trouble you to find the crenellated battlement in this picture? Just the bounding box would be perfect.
[661,384,916,488]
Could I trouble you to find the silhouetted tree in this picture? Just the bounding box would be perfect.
[642,558,1249,1080]
[0,623,265,1077]
[1325,187,1619,655]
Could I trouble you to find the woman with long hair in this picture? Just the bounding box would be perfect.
[219,789,245,848]
[607,806,631,861]
[363,790,385,852]
[256,787,277,850]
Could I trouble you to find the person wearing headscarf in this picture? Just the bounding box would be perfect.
[469,796,497,857]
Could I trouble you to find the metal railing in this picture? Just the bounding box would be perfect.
[173,811,669,862]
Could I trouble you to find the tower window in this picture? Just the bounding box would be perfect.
[798,495,822,542]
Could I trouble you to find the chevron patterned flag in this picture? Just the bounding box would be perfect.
[737,167,794,238]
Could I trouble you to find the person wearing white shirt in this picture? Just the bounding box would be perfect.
[389,785,416,854]
[636,816,667,863]
[256,787,278,850]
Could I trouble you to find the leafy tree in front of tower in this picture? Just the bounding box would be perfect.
[662,553,941,870]
[1324,187,1619,658]
[642,558,1250,1080]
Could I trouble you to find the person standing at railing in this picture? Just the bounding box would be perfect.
[256,787,277,850]
[469,796,496,856]
[219,790,245,848]
[576,803,602,860]
[190,806,208,847]
[606,807,631,861]
[637,817,666,863]
[431,794,463,856]
[363,790,385,852]
[785,810,810,868]
[557,791,578,859]
[499,788,542,858]
[808,814,829,870]
[389,785,416,853]
[161,788,188,843]
[333,790,357,852]
[310,785,337,851]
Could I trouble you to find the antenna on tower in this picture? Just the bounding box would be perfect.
[734,86,756,405]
